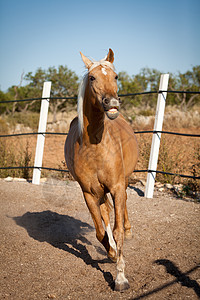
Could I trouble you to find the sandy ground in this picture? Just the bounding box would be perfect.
[0,179,200,299]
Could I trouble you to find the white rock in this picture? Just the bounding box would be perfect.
[165,183,173,189]
[4,176,13,182]
[40,178,47,183]
[155,182,163,188]
[13,177,27,182]
[174,184,183,191]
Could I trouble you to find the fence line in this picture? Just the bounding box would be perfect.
[0,132,68,137]
[0,166,69,173]
[0,96,77,104]
[0,90,199,104]
[0,166,199,180]
[0,82,200,197]
[135,130,200,137]
[1,130,200,138]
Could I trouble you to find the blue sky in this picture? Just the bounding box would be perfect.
[0,0,199,91]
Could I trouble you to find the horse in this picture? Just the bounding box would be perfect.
[65,49,138,291]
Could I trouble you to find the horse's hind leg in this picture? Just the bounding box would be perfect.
[111,186,130,292]
[100,195,117,261]
[124,201,132,239]
[124,178,132,239]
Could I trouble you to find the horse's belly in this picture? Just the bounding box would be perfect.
[123,137,139,177]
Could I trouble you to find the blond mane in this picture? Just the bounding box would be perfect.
[77,59,115,136]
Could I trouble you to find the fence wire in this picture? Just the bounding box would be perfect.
[0,130,200,138]
[0,90,199,104]
[0,166,199,180]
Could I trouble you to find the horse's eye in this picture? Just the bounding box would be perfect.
[115,75,118,80]
[90,75,95,81]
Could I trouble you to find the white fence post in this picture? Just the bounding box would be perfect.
[32,81,51,185]
[145,74,169,198]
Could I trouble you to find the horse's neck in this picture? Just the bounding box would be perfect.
[82,95,105,144]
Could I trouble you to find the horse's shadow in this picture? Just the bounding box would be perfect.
[13,210,114,288]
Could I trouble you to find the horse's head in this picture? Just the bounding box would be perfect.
[80,49,121,120]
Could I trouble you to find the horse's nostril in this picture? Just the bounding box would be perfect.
[110,99,120,107]
[103,98,109,105]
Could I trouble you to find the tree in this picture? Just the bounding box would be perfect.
[168,66,200,110]
[118,68,162,108]
[25,66,79,121]
[117,71,143,107]
[46,66,79,122]
[0,90,12,115]
[136,67,161,91]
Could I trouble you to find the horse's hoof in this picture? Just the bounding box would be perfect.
[125,229,132,240]
[114,280,130,292]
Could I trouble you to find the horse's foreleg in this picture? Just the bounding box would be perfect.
[112,188,130,292]
[83,192,113,257]
[115,250,129,291]
[100,197,117,262]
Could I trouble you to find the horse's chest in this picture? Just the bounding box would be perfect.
[74,142,123,179]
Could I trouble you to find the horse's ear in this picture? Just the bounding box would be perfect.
[105,48,114,63]
[80,52,93,70]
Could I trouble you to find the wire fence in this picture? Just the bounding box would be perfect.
[0,90,200,180]
[0,90,200,103]
[0,130,200,138]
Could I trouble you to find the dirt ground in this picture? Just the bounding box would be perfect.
[0,179,200,300]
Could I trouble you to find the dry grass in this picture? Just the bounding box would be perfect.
[124,105,200,130]
[0,137,33,179]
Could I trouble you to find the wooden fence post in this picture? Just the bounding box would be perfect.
[32,81,51,185]
[145,74,169,198]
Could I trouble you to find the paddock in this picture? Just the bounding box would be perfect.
[0,179,199,299]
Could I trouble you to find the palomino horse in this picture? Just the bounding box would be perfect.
[65,49,138,291]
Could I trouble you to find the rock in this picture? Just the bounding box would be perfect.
[40,178,47,183]
[48,294,56,299]
[165,183,173,189]
[155,182,163,188]
[173,184,183,192]
[4,176,13,182]
[13,178,27,182]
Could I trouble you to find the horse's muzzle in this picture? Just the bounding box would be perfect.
[102,97,121,120]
